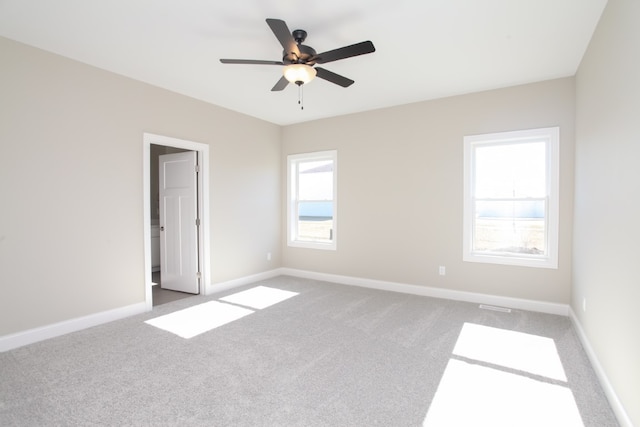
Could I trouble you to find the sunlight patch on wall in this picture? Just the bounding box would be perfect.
[145,301,254,339]
[220,286,299,309]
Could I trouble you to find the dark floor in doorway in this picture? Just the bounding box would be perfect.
[152,271,195,306]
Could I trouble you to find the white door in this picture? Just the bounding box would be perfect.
[159,151,200,294]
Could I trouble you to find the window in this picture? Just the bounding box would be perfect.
[287,150,337,250]
[463,127,559,268]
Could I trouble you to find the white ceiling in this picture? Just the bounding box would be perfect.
[0,0,607,126]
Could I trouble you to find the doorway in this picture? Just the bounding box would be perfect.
[143,133,211,310]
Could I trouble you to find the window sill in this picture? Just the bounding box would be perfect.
[288,240,336,251]
[463,252,557,269]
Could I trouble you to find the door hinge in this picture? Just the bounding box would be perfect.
[195,164,200,173]
[196,218,201,227]
[196,272,202,280]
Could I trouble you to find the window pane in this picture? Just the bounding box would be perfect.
[288,150,337,250]
[473,201,546,255]
[299,160,333,201]
[297,201,333,243]
[464,127,558,268]
[476,200,545,219]
[475,142,546,198]
[297,218,333,243]
[298,201,333,219]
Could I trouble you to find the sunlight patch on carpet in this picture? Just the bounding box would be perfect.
[220,286,299,309]
[145,301,254,338]
[453,322,567,381]
[424,322,582,426]
[423,359,583,427]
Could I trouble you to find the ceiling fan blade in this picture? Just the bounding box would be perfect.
[315,67,354,88]
[220,59,284,65]
[271,76,289,91]
[313,41,375,64]
[266,18,300,58]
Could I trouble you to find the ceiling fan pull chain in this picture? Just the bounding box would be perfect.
[298,84,304,110]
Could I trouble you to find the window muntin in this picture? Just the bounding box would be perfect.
[464,128,559,268]
[288,151,337,250]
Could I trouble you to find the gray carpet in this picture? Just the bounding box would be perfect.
[0,276,618,426]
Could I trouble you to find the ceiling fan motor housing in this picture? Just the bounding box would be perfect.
[283,29,317,64]
[283,44,317,64]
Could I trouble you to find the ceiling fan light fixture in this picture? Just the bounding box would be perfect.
[283,63,316,85]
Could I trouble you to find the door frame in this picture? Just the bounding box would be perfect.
[142,133,211,310]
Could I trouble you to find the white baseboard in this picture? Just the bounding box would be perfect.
[205,268,284,296]
[0,302,147,353]
[569,308,633,427]
[1,269,283,352]
[2,268,628,425]
[279,268,569,316]
[0,267,568,353]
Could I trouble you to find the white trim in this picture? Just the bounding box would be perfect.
[287,150,337,251]
[143,142,153,310]
[463,127,560,269]
[1,267,567,352]
[1,267,570,351]
[569,308,633,427]
[4,269,628,425]
[205,269,284,296]
[0,268,281,352]
[143,133,211,307]
[0,303,147,352]
[279,268,568,316]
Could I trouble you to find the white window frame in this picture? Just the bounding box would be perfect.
[463,127,559,269]
[287,150,337,250]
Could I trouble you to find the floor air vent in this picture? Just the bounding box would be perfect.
[479,304,512,313]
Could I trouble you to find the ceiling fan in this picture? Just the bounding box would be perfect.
[220,18,375,92]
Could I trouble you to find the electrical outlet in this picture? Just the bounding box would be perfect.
[582,297,587,312]
[439,266,446,276]
[267,252,272,261]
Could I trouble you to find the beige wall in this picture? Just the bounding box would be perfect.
[574,0,640,425]
[0,37,281,336]
[282,77,575,304]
